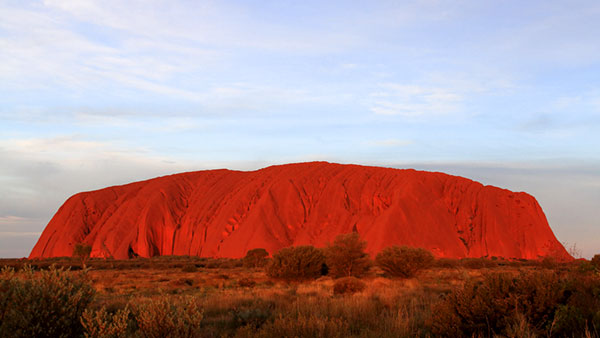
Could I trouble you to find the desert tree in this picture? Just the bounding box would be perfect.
[325,233,371,278]
[73,243,92,269]
[243,248,269,268]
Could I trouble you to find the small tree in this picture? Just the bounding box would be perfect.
[73,243,92,269]
[375,245,434,278]
[325,233,371,278]
[267,246,325,280]
[243,248,269,268]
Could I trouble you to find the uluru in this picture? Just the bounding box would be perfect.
[29,162,571,261]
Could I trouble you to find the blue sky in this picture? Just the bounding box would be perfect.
[1,0,599,258]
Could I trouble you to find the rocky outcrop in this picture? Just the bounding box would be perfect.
[29,162,571,260]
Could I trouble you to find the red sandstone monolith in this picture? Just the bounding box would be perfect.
[29,162,571,260]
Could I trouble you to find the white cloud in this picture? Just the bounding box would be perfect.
[1,0,345,117]
[0,2,219,95]
[370,83,462,117]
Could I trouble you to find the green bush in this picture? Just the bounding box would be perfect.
[267,246,326,280]
[333,276,366,295]
[0,265,95,338]
[375,246,434,278]
[325,233,371,278]
[242,248,269,268]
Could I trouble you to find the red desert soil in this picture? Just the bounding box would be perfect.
[30,162,571,260]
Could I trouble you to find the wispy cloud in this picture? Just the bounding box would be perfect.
[370,83,462,117]
[41,0,363,52]
[0,1,218,96]
[0,0,367,98]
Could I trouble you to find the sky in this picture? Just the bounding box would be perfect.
[1,0,599,258]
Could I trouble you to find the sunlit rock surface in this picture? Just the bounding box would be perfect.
[30,162,571,260]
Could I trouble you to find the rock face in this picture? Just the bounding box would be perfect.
[30,162,571,260]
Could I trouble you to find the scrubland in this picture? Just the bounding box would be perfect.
[1,253,599,338]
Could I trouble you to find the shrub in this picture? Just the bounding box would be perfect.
[574,260,597,274]
[591,254,600,270]
[429,270,600,337]
[81,306,131,338]
[205,258,243,269]
[325,233,371,278]
[539,256,559,269]
[0,265,95,338]
[552,274,600,336]
[133,296,203,338]
[242,248,269,268]
[430,272,554,336]
[267,246,326,280]
[433,258,461,269]
[333,276,366,295]
[375,246,434,278]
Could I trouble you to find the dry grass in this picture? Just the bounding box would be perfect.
[80,262,512,337]
[1,257,598,337]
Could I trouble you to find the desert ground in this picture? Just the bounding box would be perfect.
[2,254,599,338]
